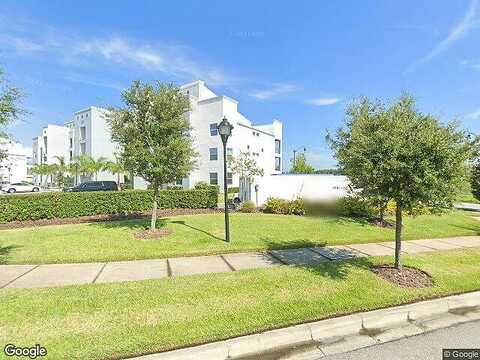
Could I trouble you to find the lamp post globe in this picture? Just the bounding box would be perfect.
[217,117,233,242]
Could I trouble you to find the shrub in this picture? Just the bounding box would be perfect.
[335,196,377,218]
[228,187,239,194]
[239,200,256,213]
[194,181,219,192]
[262,197,306,216]
[288,198,306,216]
[0,189,218,223]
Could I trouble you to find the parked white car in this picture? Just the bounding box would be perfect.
[0,182,40,193]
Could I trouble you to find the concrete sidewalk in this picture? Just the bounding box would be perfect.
[1,236,480,289]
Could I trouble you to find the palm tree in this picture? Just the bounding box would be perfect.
[32,163,57,187]
[32,164,49,186]
[104,159,125,189]
[53,156,68,188]
[71,155,95,183]
[91,157,108,181]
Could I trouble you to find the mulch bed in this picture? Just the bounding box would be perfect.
[372,219,394,229]
[135,228,173,240]
[371,265,434,288]
[0,208,222,230]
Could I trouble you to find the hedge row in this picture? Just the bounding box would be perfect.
[0,189,218,223]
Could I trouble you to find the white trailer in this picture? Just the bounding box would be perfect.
[243,174,350,206]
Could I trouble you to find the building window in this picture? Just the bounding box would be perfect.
[209,172,218,185]
[209,147,218,160]
[227,147,233,160]
[275,157,281,171]
[69,138,73,148]
[80,126,86,140]
[275,139,281,154]
[227,172,233,185]
[80,143,86,155]
[69,151,73,161]
[176,179,183,186]
[210,123,218,136]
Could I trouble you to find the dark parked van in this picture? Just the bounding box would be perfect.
[64,181,119,192]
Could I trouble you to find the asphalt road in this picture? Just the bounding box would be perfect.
[323,320,480,360]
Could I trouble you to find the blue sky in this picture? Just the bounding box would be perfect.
[1,0,480,168]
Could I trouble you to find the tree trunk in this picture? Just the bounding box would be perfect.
[394,204,403,269]
[151,183,158,230]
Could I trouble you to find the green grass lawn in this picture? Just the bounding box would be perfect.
[0,211,479,264]
[1,249,479,359]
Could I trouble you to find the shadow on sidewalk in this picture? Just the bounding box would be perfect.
[263,238,374,280]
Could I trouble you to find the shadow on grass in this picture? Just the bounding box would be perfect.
[449,224,480,234]
[300,256,375,280]
[91,218,168,230]
[171,220,226,242]
[262,238,327,250]
[0,245,22,265]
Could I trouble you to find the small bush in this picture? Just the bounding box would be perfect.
[0,188,218,223]
[228,187,239,194]
[194,181,219,192]
[239,200,256,213]
[262,197,306,216]
[335,196,377,218]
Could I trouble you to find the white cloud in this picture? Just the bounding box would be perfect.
[0,35,44,52]
[307,97,340,106]
[406,0,478,73]
[465,108,480,119]
[0,31,235,86]
[249,83,297,100]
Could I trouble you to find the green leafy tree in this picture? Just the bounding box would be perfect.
[328,94,472,269]
[0,68,25,160]
[471,162,480,201]
[228,151,264,184]
[290,153,315,174]
[109,81,196,230]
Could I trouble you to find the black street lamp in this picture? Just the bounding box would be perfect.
[217,116,234,242]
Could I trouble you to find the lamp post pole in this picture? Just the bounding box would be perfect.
[217,117,234,243]
[222,139,230,242]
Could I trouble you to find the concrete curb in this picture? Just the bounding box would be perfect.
[131,291,480,360]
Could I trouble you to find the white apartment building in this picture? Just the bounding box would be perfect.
[32,124,70,185]
[0,138,32,183]
[32,108,118,185]
[179,80,283,190]
[32,80,283,192]
[65,106,117,182]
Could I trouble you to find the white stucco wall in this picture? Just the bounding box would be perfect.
[181,80,283,191]
[253,174,350,206]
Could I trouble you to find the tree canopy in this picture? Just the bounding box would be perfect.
[228,151,264,183]
[328,93,473,268]
[109,80,196,229]
[0,68,25,160]
[290,153,315,174]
